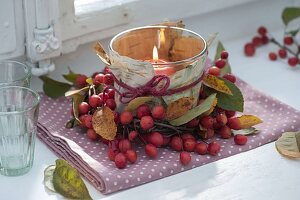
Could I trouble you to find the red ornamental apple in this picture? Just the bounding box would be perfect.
[126,149,137,164]
[108,148,119,161]
[225,110,236,118]
[75,74,88,88]
[140,116,154,130]
[183,139,196,152]
[223,73,236,83]
[118,139,132,153]
[219,125,232,139]
[145,144,158,158]
[170,136,183,151]
[105,99,116,110]
[120,111,133,125]
[78,102,90,115]
[148,132,164,147]
[234,134,248,145]
[87,129,98,141]
[195,142,208,155]
[186,118,199,128]
[84,115,93,129]
[89,95,102,108]
[180,151,191,166]
[181,133,195,141]
[107,89,115,99]
[103,74,114,85]
[200,116,214,129]
[216,113,228,126]
[114,153,127,169]
[128,130,138,141]
[227,117,241,130]
[136,104,151,119]
[79,114,88,128]
[94,73,105,85]
[244,43,255,56]
[151,105,165,120]
[207,141,221,156]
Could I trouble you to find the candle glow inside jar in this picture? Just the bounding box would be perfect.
[109,26,208,76]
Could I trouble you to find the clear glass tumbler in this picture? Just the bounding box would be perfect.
[0,86,40,176]
[0,60,31,87]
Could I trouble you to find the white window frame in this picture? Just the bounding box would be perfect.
[21,0,262,75]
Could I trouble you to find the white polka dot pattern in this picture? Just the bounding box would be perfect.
[37,77,300,194]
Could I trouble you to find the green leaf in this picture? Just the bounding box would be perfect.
[204,77,244,112]
[40,76,72,99]
[214,41,231,76]
[287,28,300,37]
[62,67,80,84]
[232,127,259,136]
[282,7,300,25]
[44,165,56,192]
[72,93,86,123]
[53,159,92,200]
[169,93,217,126]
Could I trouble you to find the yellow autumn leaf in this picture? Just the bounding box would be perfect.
[203,74,233,95]
[238,115,263,129]
[166,97,195,121]
[275,132,300,159]
[92,106,117,141]
[125,96,154,112]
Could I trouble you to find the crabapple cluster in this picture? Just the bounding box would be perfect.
[72,67,117,141]
[244,26,299,67]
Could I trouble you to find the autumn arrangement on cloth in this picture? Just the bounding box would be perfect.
[38,23,300,195]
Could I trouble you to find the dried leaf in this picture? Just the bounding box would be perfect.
[125,96,154,112]
[44,165,56,192]
[202,97,218,116]
[203,74,232,95]
[276,131,300,159]
[72,94,85,123]
[238,115,262,129]
[53,159,92,199]
[155,20,185,28]
[166,97,195,121]
[204,77,244,112]
[94,41,111,65]
[169,93,217,126]
[232,127,259,136]
[65,86,89,97]
[92,106,117,141]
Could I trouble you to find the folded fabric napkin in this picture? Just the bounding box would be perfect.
[37,78,300,194]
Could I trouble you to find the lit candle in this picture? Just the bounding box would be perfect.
[150,46,176,76]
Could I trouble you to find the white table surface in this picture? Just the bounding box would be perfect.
[1,30,300,200]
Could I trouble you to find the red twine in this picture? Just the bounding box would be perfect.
[108,72,204,104]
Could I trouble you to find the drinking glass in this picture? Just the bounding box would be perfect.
[0,86,40,176]
[0,60,31,87]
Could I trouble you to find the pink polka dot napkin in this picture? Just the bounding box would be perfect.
[37,78,300,194]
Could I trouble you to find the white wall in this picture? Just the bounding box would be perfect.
[31,0,295,91]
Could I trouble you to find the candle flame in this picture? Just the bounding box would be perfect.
[153,46,159,61]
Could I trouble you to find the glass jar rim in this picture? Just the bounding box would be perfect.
[109,25,207,66]
[0,60,31,85]
[0,86,40,115]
